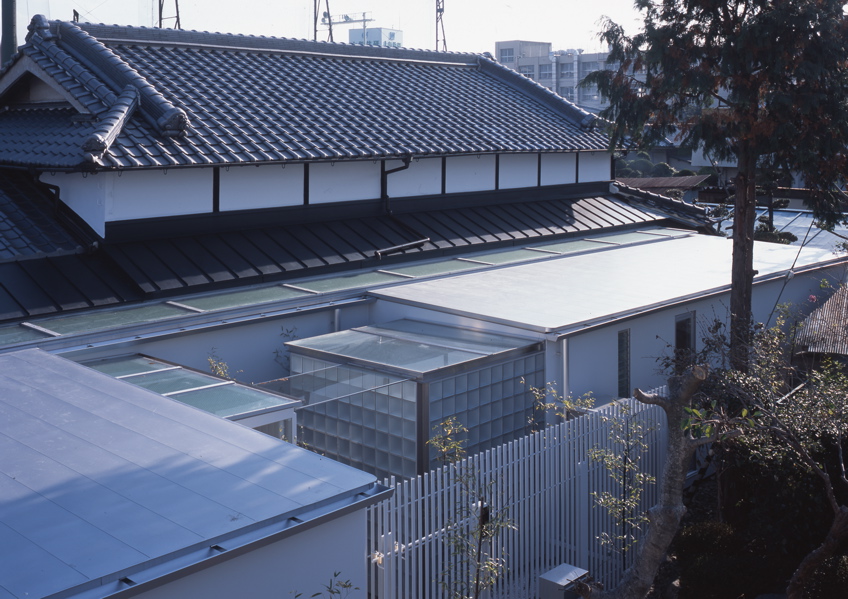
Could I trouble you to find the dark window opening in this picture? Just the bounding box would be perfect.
[618,329,631,398]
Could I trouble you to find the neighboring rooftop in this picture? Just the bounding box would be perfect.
[0,16,606,170]
[0,348,382,599]
[616,175,711,196]
[370,233,842,335]
[795,284,848,356]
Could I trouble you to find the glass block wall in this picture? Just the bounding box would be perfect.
[427,352,545,465]
[288,355,418,480]
[287,341,545,480]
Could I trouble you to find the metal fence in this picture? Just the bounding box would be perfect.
[366,395,669,598]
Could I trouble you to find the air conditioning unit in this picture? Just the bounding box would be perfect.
[538,564,590,599]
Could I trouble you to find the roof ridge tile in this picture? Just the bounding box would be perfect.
[82,86,139,163]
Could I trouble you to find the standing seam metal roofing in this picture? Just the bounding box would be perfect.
[0,17,608,170]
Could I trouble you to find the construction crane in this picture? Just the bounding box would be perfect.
[158,0,181,30]
[436,0,446,51]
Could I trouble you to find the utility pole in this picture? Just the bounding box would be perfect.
[158,0,181,30]
[435,0,446,52]
[1,0,16,66]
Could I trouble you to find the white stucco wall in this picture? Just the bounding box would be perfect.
[498,153,538,190]
[445,154,497,193]
[133,510,368,599]
[309,160,381,204]
[386,157,442,198]
[577,152,612,183]
[220,164,304,210]
[106,169,213,221]
[539,153,577,185]
[41,171,108,237]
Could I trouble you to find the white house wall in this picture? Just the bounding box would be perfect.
[445,154,497,193]
[540,153,577,185]
[498,153,538,189]
[107,169,212,221]
[220,164,304,210]
[41,171,108,237]
[132,510,367,599]
[386,157,442,197]
[309,160,381,204]
[577,152,612,183]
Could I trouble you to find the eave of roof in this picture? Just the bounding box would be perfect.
[0,16,609,171]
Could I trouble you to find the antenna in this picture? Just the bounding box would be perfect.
[435,0,446,52]
[317,3,373,44]
[158,0,181,30]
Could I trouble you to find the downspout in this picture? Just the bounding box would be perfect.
[375,156,431,259]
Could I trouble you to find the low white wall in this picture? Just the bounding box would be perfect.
[107,169,212,221]
[577,152,612,183]
[310,161,381,204]
[387,157,442,198]
[134,510,368,599]
[540,153,577,185]
[220,164,304,210]
[445,154,496,193]
[498,153,538,190]
[41,171,108,237]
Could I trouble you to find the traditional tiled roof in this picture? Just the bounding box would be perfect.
[0,170,82,261]
[0,16,608,170]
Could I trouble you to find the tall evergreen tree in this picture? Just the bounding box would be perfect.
[585,0,848,370]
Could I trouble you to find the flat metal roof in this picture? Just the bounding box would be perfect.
[0,349,377,599]
[370,235,845,334]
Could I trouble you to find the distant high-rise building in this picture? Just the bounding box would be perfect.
[349,27,403,49]
[495,40,646,114]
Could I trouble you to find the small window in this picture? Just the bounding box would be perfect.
[539,64,552,80]
[518,65,535,77]
[674,312,696,373]
[499,48,515,63]
[617,329,631,398]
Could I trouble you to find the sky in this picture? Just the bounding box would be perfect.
[10,0,644,54]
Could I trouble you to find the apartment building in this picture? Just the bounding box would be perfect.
[495,40,645,113]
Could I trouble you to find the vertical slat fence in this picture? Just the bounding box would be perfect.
[367,394,669,598]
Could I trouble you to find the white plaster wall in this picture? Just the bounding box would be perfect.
[134,510,368,599]
[220,164,304,210]
[539,153,577,186]
[577,152,612,183]
[498,154,538,190]
[41,171,108,237]
[107,169,213,221]
[309,161,381,204]
[445,154,497,193]
[386,157,442,198]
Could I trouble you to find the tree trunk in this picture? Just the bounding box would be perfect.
[786,505,848,599]
[729,144,758,372]
[576,367,707,599]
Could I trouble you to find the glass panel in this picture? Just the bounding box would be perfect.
[0,325,51,346]
[174,385,297,418]
[373,320,529,353]
[85,355,173,378]
[39,303,190,335]
[125,369,217,395]
[465,248,547,265]
[386,260,483,277]
[181,286,310,311]
[589,231,667,244]
[297,271,406,292]
[531,239,609,254]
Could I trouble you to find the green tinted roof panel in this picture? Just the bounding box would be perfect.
[39,303,191,335]
[174,385,298,418]
[181,286,312,311]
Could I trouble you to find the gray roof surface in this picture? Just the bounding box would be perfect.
[371,234,842,334]
[796,284,848,355]
[0,16,608,170]
[0,349,376,599]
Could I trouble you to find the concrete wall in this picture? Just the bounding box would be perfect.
[386,157,442,198]
[134,510,368,599]
[309,160,381,204]
[445,154,497,193]
[540,153,577,185]
[499,153,538,190]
